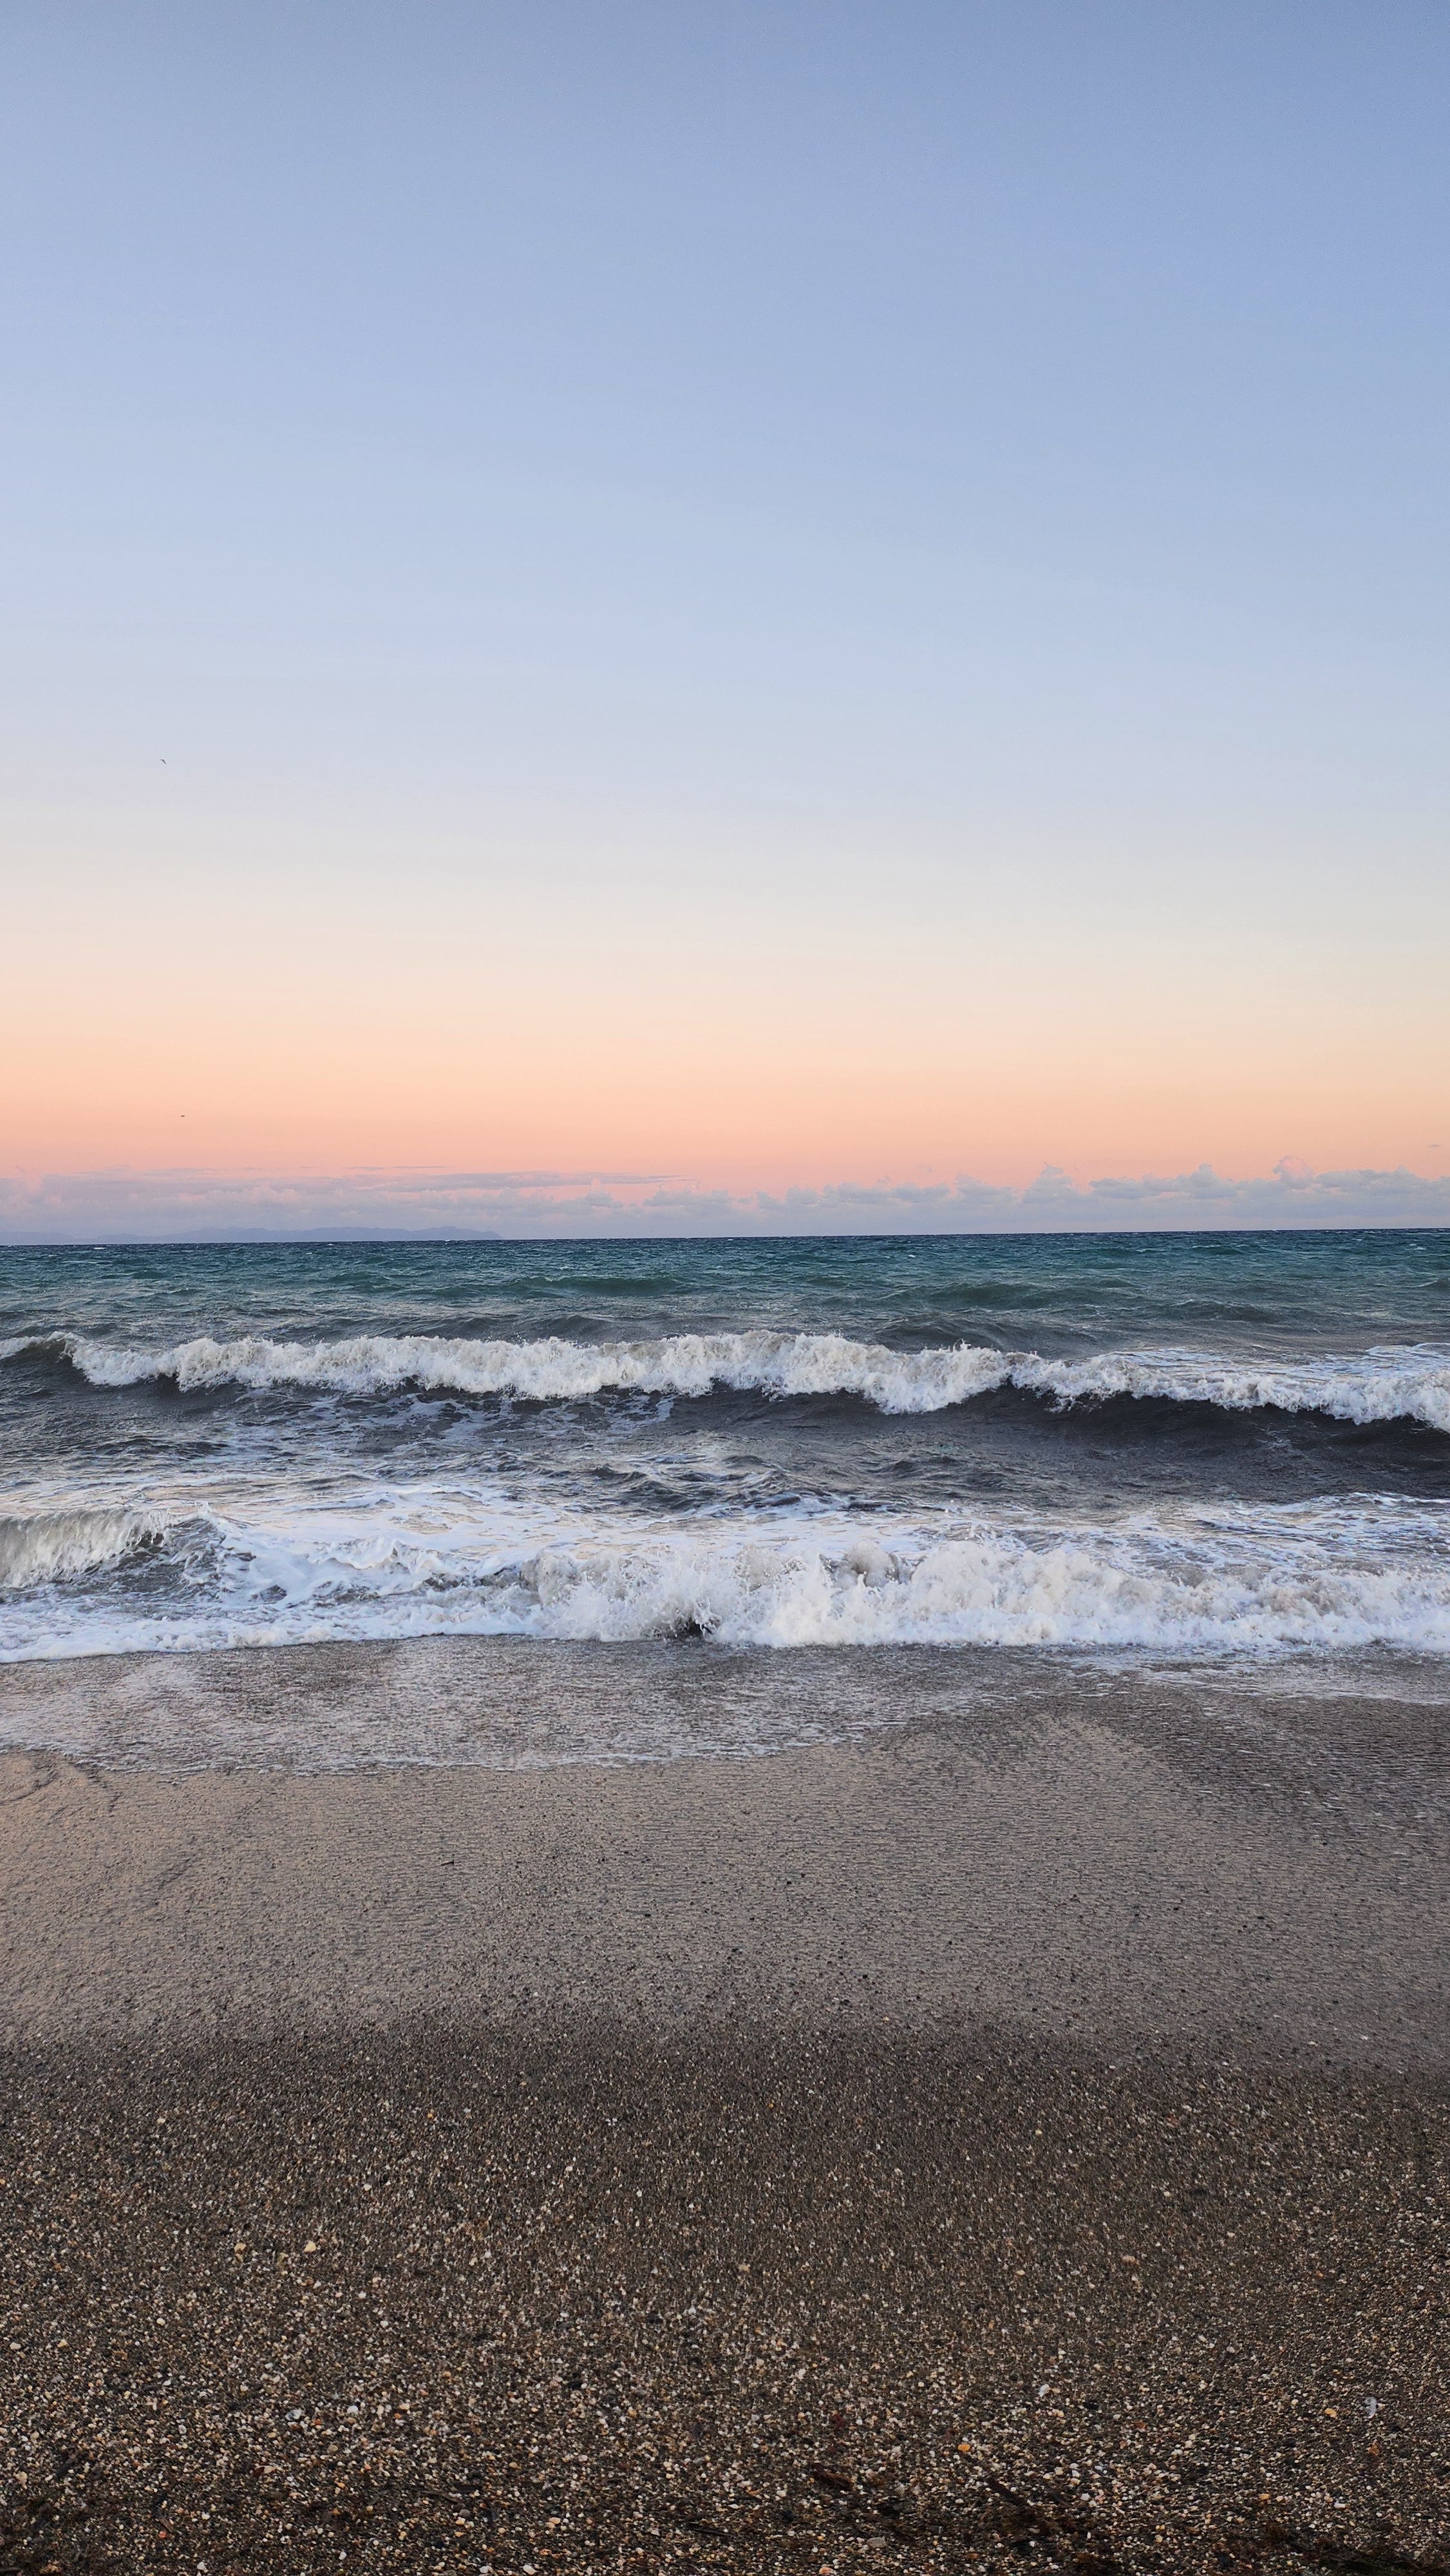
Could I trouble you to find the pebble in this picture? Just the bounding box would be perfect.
[0,2024,1444,2573]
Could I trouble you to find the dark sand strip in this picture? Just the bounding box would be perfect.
[0,1643,1446,2573]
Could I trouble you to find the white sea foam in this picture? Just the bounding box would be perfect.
[513,1519,1450,1653]
[26,1327,1450,1431]
[0,1505,170,1589]
[1,1480,1446,1660]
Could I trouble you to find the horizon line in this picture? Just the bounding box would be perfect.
[3,1220,1447,1249]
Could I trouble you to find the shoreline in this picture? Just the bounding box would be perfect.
[4,1630,1450,1757]
[2,1642,1447,2056]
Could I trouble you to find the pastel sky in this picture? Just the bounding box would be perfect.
[3,3,1448,1236]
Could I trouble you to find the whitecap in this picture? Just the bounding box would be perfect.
[47,1327,1450,1432]
[0,1505,171,1589]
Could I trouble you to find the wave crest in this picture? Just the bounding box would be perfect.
[0,1506,169,1589]
[23,1326,1449,1432]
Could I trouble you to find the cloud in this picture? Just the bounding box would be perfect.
[1,1158,1448,1240]
[0,1165,665,1240]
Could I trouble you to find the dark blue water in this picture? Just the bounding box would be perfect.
[1,1231,1447,1666]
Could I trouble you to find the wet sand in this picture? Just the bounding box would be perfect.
[0,1641,1446,2571]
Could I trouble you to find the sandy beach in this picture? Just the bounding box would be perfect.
[1,1642,1447,2571]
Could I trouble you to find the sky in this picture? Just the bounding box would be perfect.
[3,1,1448,1237]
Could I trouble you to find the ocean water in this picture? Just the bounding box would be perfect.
[1,1232,1448,1681]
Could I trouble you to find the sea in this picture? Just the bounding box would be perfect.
[1,1231,1447,1697]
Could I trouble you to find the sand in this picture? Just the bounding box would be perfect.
[0,1640,1446,2572]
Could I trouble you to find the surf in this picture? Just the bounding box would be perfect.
[9,1325,1447,1434]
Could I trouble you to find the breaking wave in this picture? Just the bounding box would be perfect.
[502,1517,1450,1654]
[12,1327,1450,1432]
[1,1487,1446,1659]
[0,1504,171,1590]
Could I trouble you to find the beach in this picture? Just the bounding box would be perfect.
[8,0,1450,2552]
[1,1641,1447,2571]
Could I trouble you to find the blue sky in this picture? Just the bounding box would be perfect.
[3,3,1448,1233]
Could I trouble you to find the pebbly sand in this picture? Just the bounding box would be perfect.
[0,1639,1447,2573]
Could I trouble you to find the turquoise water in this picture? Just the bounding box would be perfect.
[5,1227,1449,1352]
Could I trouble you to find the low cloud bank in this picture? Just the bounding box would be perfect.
[2,1157,1449,1240]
